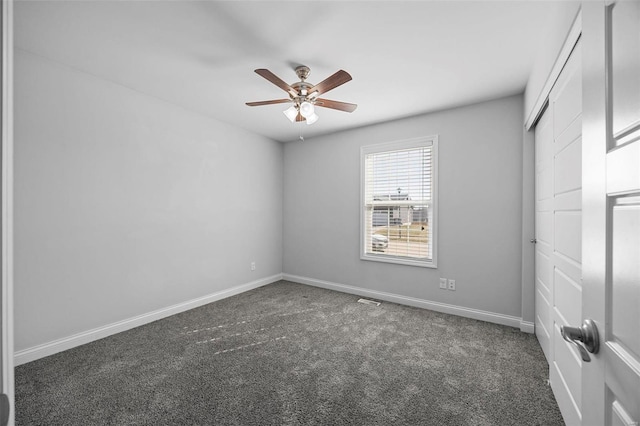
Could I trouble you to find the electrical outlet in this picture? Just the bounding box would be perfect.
[251,262,256,271]
[439,278,447,289]
[448,279,456,291]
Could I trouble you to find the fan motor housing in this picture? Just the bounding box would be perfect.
[295,65,310,81]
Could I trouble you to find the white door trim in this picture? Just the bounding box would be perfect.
[525,9,583,131]
[1,0,15,424]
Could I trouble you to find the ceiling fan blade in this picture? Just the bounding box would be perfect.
[246,99,292,107]
[309,70,352,96]
[315,98,357,113]
[295,113,305,122]
[254,69,297,97]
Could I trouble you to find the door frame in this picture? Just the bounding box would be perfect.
[580,2,606,421]
[1,0,14,424]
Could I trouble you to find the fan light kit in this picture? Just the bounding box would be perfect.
[246,65,357,125]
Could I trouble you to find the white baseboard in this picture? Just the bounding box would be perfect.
[520,320,535,334]
[17,273,531,365]
[283,273,525,330]
[15,274,283,366]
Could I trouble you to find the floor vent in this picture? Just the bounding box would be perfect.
[358,298,381,307]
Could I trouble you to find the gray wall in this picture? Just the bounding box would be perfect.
[284,95,525,318]
[14,50,533,354]
[14,50,283,352]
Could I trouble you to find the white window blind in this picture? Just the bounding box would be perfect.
[361,137,437,267]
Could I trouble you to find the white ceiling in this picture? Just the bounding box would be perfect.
[16,1,564,142]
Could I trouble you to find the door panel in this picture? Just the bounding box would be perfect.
[553,61,582,135]
[537,211,553,245]
[553,323,582,403]
[536,286,552,359]
[556,115,583,151]
[606,143,640,194]
[535,108,553,361]
[610,1,640,141]
[555,189,582,211]
[555,139,582,194]
[534,38,583,425]
[536,250,552,291]
[555,212,582,263]
[538,171,554,202]
[552,325,582,426]
[610,199,640,356]
[582,1,640,425]
[553,268,581,327]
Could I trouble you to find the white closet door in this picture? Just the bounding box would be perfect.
[534,40,583,425]
[534,105,553,361]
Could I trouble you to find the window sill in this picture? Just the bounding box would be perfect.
[360,253,437,269]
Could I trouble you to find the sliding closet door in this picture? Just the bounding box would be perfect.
[534,106,553,361]
[534,40,583,425]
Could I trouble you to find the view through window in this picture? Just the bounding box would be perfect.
[361,137,437,267]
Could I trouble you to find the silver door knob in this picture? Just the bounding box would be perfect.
[530,238,537,244]
[561,319,599,362]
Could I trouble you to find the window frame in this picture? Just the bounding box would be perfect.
[360,136,438,268]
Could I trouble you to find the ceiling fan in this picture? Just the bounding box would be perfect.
[246,66,357,125]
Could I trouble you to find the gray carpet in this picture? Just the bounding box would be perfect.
[16,280,564,425]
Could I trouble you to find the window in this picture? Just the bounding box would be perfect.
[361,136,437,268]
